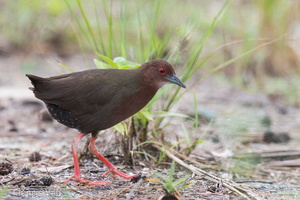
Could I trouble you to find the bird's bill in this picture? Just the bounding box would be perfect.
[167,74,186,88]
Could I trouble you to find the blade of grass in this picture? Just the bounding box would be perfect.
[173,176,188,187]
[148,0,163,54]
[96,52,118,68]
[133,151,157,162]
[76,0,100,53]
[181,124,190,146]
[101,0,113,57]
[169,161,175,181]
[168,0,234,111]
[119,0,127,58]
[193,90,199,131]
[93,0,106,55]
[64,0,92,48]
[135,140,163,148]
[51,57,74,72]
[154,0,235,129]
[181,0,235,81]
[136,0,145,61]
[200,34,287,81]
[164,33,285,125]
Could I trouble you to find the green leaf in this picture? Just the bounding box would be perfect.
[169,161,175,181]
[96,53,118,68]
[195,140,206,145]
[113,122,127,135]
[170,139,185,150]
[113,57,140,68]
[152,171,166,180]
[158,150,166,163]
[139,109,154,121]
[193,90,199,131]
[147,85,170,109]
[53,57,74,72]
[94,59,111,69]
[178,184,194,191]
[182,124,191,145]
[173,176,188,187]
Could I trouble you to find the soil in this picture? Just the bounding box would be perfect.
[1,53,300,200]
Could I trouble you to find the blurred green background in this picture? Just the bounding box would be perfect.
[0,0,299,104]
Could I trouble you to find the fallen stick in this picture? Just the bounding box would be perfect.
[153,144,263,200]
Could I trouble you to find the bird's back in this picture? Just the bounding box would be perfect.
[26,68,157,133]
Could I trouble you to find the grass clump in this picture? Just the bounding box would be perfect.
[64,0,292,167]
[153,161,193,197]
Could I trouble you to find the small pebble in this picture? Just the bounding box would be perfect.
[29,152,42,162]
[20,167,31,175]
[263,130,291,143]
[0,162,13,175]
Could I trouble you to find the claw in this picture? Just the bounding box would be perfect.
[102,169,139,179]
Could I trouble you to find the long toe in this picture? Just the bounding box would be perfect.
[64,174,111,185]
[102,169,140,179]
[64,174,76,183]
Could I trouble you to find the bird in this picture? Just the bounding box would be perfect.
[26,59,186,185]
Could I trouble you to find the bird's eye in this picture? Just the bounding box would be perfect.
[159,68,166,75]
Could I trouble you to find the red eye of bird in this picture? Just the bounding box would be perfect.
[159,68,166,75]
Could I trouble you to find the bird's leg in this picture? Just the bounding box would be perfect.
[64,133,111,185]
[89,135,139,179]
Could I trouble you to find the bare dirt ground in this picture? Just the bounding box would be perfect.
[1,54,300,199]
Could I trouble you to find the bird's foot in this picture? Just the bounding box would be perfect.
[102,168,140,179]
[64,174,111,185]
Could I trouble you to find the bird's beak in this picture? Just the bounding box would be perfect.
[167,74,186,88]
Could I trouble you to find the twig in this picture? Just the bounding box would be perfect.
[4,158,14,164]
[1,177,15,185]
[68,186,84,195]
[235,180,274,184]
[153,144,262,200]
[173,150,220,170]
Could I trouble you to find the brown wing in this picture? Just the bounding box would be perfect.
[27,70,113,108]
[26,69,142,133]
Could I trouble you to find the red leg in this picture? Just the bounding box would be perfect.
[64,133,111,185]
[89,135,139,179]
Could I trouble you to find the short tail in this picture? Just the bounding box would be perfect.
[26,74,45,92]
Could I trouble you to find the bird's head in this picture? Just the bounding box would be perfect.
[142,60,186,89]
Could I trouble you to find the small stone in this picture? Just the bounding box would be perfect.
[24,177,52,187]
[263,130,291,143]
[29,152,42,162]
[8,120,18,132]
[0,162,13,175]
[40,177,53,186]
[20,167,31,175]
[130,174,142,183]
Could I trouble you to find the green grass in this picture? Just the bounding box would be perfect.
[153,161,193,195]
[0,0,71,48]
[63,0,295,165]
[0,187,8,199]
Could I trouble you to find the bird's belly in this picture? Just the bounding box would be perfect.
[46,103,80,129]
